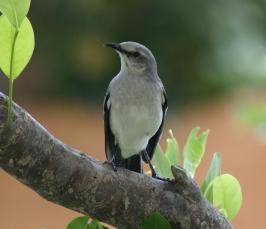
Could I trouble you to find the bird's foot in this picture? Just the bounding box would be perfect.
[152,175,173,182]
[151,170,173,182]
[103,160,117,172]
[111,160,117,172]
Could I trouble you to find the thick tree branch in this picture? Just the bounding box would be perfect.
[0,92,231,229]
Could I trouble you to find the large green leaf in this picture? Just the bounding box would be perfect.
[201,152,221,193]
[140,212,171,229]
[165,129,180,166]
[0,15,34,79]
[204,174,242,221]
[183,127,209,178]
[67,216,89,229]
[153,145,173,179]
[0,0,31,29]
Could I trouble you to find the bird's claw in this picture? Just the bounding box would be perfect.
[111,161,117,172]
[152,175,173,182]
[103,160,117,172]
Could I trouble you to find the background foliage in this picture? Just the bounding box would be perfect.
[1,0,266,105]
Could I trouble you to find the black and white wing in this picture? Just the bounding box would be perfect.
[143,89,168,163]
[103,91,117,161]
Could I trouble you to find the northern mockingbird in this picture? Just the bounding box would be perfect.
[104,41,167,177]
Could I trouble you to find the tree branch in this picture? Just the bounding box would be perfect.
[0,92,231,229]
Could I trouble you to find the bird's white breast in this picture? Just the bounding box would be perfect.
[109,74,163,159]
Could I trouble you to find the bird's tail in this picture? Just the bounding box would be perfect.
[125,154,142,173]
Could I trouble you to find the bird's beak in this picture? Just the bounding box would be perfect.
[105,43,124,53]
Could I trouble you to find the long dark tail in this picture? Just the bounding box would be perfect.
[125,154,142,173]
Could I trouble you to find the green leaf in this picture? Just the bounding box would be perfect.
[0,15,34,79]
[140,212,171,229]
[204,183,214,203]
[87,219,103,229]
[165,129,180,166]
[0,0,31,29]
[201,152,221,193]
[67,216,89,229]
[183,127,209,178]
[153,145,173,179]
[204,174,242,221]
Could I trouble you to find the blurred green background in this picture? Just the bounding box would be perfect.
[1,1,266,229]
[1,0,266,104]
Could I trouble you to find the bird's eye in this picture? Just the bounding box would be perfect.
[132,52,140,58]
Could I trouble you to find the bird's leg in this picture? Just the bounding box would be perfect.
[142,150,171,182]
[110,154,117,172]
[104,153,118,171]
[141,150,157,177]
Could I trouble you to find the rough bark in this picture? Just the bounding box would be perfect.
[0,92,231,229]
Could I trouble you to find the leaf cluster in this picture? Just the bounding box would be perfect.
[153,127,242,221]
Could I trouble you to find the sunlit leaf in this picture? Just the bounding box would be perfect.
[204,182,214,203]
[153,145,173,179]
[0,15,34,79]
[140,212,171,229]
[165,129,180,166]
[204,174,242,221]
[0,0,31,29]
[67,216,89,229]
[201,152,221,193]
[183,127,209,178]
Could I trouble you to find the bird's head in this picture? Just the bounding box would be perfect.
[106,41,157,75]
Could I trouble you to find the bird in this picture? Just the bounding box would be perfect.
[103,41,167,177]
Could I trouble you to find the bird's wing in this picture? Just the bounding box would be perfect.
[103,91,117,161]
[143,89,168,163]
